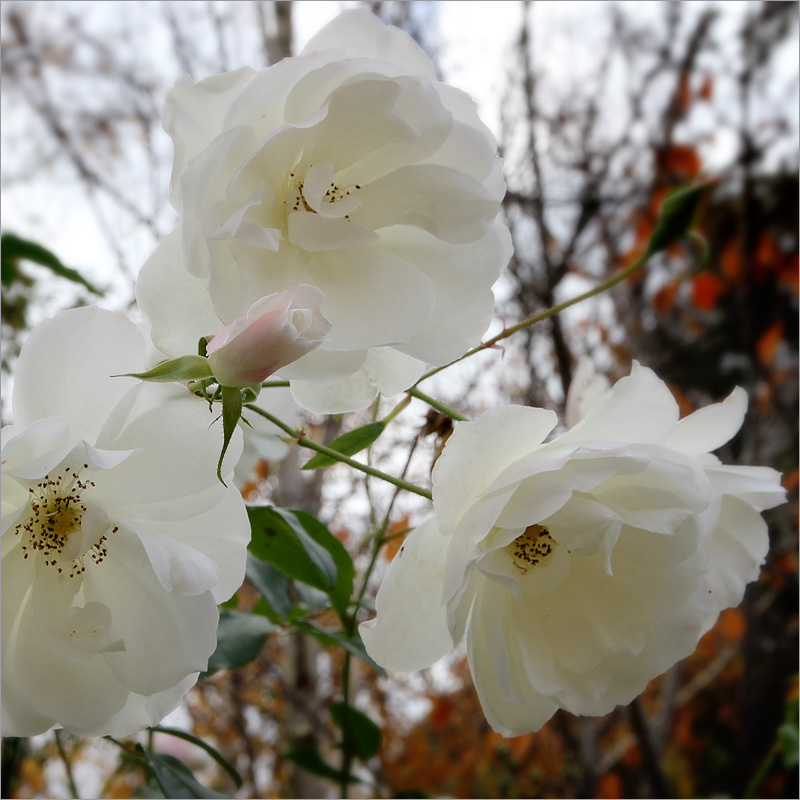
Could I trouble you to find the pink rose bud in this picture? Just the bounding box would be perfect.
[206,285,330,388]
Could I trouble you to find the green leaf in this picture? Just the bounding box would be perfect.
[149,727,242,790]
[296,619,385,676]
[217,386,243,485]
[117,356,213,383]
[330,701,382,761]
[248,507,337,592]
[203,610,276,676]
[1,232,103,294]
[282,743,359,784]
[139,747,228,799]
[245,552,292,621]
[302,422,386,470]
[290,510,354,618]
[645,182,714,258]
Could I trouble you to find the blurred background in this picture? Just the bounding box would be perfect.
[1,1,797,797]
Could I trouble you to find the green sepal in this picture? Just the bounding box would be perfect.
[217,386,243,485]
[329,701,382,761]
[302,422,386,470]
[118,355,213,383]
[645,182,715,258]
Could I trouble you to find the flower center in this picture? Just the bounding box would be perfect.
[510,524,557,574]
[285,163,362,220]
[15,464,116,578]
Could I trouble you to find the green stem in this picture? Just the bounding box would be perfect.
[381,394,412,425]
[406,386,467,421]
[244,404,432,501]
[417,254,649,384]
[260,380,291,388]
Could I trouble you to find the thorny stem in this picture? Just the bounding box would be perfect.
[244,404,433,500]
[416,253,649,384]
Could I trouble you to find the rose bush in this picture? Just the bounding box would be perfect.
[1,307,250,737]
[206,284,330,388]
[137,8,511,413]
[360,363,786,736]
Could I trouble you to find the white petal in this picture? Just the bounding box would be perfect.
[164,68,255,210]
[95,394,241,509]
[351,165,498,244]
[128,485,249,603]
[433,405,558,538]
[136,228,222,357]
[362,347,425,398]
[1,546,56,736]
[278,347,367,383]
[309,247,435,351]
[559,362,679,446]
[382,223,511,365]
[704,495,769,614]
[360,519,454,672]
[124,522,220,596]
[664,387,748,456]
[467,579,560,735]
[290,368,378,414]
[15,616,131,734]
[13,307,145,442]
[565,358,611,428]
[300,8,438,80]
[703,463,786,511]
[81,674,199,738]
[90,531,219,697]
[287,212,379,251]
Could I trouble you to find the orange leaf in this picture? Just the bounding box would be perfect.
[385,515,410,561]
[663,145,702,180]
[721,239,742,282]
[717,608,747,641]
[692,271,727,310]
[595,771,624,799]
[698,74,714,100]
[756,321,785,367]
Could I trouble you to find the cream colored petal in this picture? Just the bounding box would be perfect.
[360,519,454,672]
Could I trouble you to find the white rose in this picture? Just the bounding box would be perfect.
[136,8,511,413]
[360,363,786,736]
[1,307,250,737]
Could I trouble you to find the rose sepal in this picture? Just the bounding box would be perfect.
[117,355,213,383]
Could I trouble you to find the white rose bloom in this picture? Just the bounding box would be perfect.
[136,8,511,414]
[360,363,786,736]
[1,307,250,737]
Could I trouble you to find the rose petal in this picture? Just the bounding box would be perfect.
[360,519,454,672]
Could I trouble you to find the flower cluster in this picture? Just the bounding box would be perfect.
[360,363,786,735]
[1,8,787,749]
